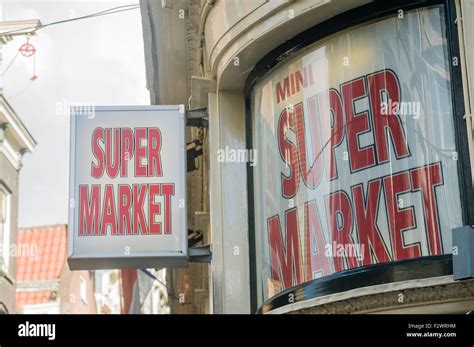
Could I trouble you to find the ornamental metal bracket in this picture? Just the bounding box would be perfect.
[188,244,212,264]
[186,107,208,128]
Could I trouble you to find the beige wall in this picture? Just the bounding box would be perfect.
[59,267,96,314]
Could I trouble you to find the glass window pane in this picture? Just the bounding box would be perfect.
[251,6,463,305]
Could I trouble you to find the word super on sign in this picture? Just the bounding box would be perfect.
[69,106,187,269]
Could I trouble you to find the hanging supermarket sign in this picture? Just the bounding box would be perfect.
[68,106,187,270]
[252,6,464,301]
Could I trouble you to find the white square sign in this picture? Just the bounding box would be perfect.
[68,106,187,269]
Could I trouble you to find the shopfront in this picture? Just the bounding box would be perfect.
[246,0,474,313]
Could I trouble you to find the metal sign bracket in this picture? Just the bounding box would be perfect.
[186,107,208,128]
[188,244,212,263]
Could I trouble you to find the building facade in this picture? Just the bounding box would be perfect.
[121,269,170,314]
[94,270,122,314]
[16,225,97,314]
[140,0,474,314]
[0,95,35,314]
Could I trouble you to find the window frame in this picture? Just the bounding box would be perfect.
[0,182,12,274]
[80,275,88,304]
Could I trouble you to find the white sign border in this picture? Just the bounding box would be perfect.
[67,105,188,270]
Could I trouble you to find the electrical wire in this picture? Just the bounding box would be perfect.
[4,80,33,100]
[0,49,19,77]
[37,4,140,32]
[0,4,140,37]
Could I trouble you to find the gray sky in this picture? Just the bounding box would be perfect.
[2,0,149,227]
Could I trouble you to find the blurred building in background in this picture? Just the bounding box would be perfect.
[94,270,122,314]
[121,269,170,314]
[0,11,40,314]
[0,95,35,314]
[16,225,96,314]
[15,225,170,314]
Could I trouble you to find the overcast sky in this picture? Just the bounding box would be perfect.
[2,0,149,227]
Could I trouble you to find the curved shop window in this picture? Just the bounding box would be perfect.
[249,4,472,310]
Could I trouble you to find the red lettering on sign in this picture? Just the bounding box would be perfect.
[383,171,419,260]
[411,162,443,255]
[149,184,161,234]
[118,184,132,235]
[120,128,134,177]
[79,183,174,236]
[268,208,303,289]
[105,129,120,178]
[318,89,345,181]
[304,200,331,280]
[91,127,164,178]
[368,70,410,163]
[135,128,147,177]
[276,78,291,104]
[278,108,300,198]
[352,180,391,265]
[148,128,163,177]
[326,191,358,271]
[342,77,376,172]
[79,185,100,236]
[102,184,117,235]
[133,184,148,234]
[266,68,451,294]
[296,98,324,189]
[91,128,105,179]
[162,184,175,234]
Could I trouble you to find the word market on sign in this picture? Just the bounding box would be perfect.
[79,127,175,236]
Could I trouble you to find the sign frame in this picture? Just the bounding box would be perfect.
[68,105,188,270]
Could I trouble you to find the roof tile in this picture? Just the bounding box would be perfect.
[15,225,67,312]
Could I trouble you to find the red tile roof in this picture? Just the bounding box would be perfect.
[16,225,67,311]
